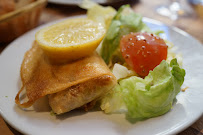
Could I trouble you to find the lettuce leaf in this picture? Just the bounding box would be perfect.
[101,5,151,64]
[101,59,185,121]
[79,0,116,28]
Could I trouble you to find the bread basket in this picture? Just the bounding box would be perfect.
[0,0,47,43]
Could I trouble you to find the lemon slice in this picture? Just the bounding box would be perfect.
[35,18,106,63]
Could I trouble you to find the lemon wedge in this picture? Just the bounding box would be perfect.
[35,18,106,63]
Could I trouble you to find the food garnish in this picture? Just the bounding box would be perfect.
[100,5,151,65]
[97,4,186,121]
[35,18,106,63]
[79,0,116,28]
[101,59,185,120]
[120,32,168,77]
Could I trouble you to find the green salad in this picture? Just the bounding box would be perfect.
[81,0,185,121]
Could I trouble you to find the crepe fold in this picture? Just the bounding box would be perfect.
[15,42,116,114]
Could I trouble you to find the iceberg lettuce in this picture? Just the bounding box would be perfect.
[101,59,185,121]
[79,0,116,28]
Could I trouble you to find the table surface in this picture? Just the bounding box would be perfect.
[0,0,203,135]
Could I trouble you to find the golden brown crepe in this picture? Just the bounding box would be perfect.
[15,42,116,114]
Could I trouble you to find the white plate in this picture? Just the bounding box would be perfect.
[48,0,124,5]
[0,16,203,135]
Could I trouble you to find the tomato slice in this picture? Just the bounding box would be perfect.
[120,32,168,77]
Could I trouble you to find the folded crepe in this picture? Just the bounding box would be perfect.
[15,42,116,114]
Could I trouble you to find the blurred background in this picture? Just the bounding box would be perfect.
[0,0,202,134]
[0,0,203,45]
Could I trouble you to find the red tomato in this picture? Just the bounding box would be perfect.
[120,32,168,77]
